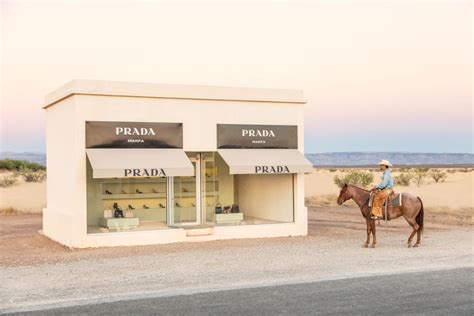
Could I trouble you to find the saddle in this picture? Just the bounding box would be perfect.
[369,191,403,221]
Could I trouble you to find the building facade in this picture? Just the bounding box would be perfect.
[42,80,312,248]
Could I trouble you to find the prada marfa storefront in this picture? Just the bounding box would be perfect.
[42,80,312,248]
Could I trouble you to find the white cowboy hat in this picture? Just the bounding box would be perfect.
[377,159,393,167]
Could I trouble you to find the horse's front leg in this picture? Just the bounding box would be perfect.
[364,219,371,248]
[370,219,377,248]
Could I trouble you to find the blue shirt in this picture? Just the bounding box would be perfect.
[377,169,394,189]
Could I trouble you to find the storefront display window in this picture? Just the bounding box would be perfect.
[86,160,169,233]
[214,154,294,226]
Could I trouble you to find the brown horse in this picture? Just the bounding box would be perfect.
[337,184,424,248]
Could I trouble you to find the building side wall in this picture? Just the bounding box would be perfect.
[43,97,83,246]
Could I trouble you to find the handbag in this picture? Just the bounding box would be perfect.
[215,203,222,214]
[113,203,124,218]
[103,209,112,218]
[231,204,240,213]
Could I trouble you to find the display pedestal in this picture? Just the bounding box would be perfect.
[100,217,140,230]
[215,213,243,224]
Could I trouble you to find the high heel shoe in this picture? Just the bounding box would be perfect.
[128,204,135,210]
[152,188,158,193]
[136,189,143,194]
[159,203,166,208]
[143,204,149,209]
[105,190,113,195]
[120,190,127,194]
[175,202,182,207]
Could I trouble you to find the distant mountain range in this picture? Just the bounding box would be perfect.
[1,151,473,167]
[306,152,474,166]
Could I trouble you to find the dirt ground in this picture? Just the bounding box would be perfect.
[0,206,470,268]
[1,207,472,312]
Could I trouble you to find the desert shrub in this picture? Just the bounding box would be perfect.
[0,159,45,171]
[458,168,473,173]
[0,173,19,187]
[334,170,374,188]
[394,173,412,186]
[328,168,337,172]
[18,168,47,183]
[0,207,18,214]
[412,168,429,186]
[446,169,456,174]
[430,170,447,183]
[399,167,411,172]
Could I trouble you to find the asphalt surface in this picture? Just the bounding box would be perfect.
[9,267,473,316]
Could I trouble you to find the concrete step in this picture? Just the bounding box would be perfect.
[184,226,214,237]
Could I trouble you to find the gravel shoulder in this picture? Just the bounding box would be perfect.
[1,207,472,313]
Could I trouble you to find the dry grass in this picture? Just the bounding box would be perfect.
[0,207,19,215]
[0,207,41,215]
[305,194,356,207]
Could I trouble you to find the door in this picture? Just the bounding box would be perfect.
[170,153,217,226]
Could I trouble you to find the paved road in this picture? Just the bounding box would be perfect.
[11,268,472,315]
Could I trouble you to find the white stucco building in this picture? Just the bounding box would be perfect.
[42,80,312,248]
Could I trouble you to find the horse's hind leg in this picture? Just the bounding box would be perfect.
[414,229,422,247]
[405,217,419,248]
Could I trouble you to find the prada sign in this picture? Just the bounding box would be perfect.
[86,121,183,148]
[217,124,297,149]
[255,166,290,174]
[124,168,166,177]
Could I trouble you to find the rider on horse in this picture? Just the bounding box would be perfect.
[371,159,394,220]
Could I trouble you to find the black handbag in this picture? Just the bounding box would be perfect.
[231,204,240,213]
[113,203,124,218]
[215,203,222,214]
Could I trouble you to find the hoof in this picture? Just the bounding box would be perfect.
[414,243,420,248]
[407,243,412,248]
[370,244,376,248]
[364,243,369,248]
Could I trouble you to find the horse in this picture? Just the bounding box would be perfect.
[337,184,424,248]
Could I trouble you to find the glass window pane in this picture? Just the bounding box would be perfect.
[173,161,197,225]
[86,159,168,233]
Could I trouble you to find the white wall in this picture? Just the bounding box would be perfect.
[237,174,294,222]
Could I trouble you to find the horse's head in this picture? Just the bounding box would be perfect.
[337,183,352,205]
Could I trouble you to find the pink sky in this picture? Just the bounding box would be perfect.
[1,0,472,153]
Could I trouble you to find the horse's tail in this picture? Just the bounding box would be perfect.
[416,197,424,233]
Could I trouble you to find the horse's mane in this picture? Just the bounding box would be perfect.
[347,184,370,193]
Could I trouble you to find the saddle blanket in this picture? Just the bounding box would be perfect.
[369,192,403,207]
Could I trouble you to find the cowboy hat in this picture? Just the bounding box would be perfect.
[377,159,393,167]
